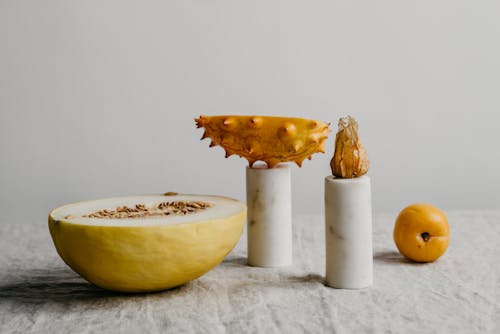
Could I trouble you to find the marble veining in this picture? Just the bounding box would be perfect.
[325,175,373,289]
[246,165,292,267]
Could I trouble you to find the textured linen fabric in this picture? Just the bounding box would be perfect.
[0,212,499,333]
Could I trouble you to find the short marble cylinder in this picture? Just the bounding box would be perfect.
[324,175,373,289]
[246,164,292,267]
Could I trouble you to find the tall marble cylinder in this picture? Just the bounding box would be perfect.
[246,164,292,267]
[324,175,373,289]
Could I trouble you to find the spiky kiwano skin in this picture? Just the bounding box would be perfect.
[195,115,331,168]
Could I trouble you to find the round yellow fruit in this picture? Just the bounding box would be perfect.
[49,194,246,292]
[393,203,449,262]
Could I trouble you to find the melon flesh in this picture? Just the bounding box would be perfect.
[48,194,246,292]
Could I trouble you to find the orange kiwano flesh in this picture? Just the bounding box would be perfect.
[393,203,449,263]
[195,115,330,168]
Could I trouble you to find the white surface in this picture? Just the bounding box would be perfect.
[325,176,373,289]
[0,211,499,333]
[246,165,292,267]
[1,1,500,225]
[50,194,245,226]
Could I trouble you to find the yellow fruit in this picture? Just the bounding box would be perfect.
[330,115,369,178]
[393,203,449,262]
[48,194,246,292]
[195,115,331,168]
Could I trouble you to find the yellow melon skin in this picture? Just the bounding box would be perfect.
[48,211,245,293]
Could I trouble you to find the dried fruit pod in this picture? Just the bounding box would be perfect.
[195,115,330,168]
[330,116,369,178]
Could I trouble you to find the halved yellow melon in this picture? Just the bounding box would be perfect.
[48,194,246,292]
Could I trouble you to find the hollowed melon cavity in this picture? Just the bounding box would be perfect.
[67,200,213,220]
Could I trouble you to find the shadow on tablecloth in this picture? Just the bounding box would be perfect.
[0,267,190,306]
[0,268,123,303]
[1,254,414,307]
[373,250,424,265]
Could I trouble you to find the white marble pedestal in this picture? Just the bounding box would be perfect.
[324,175,373,289]
[246,164,292,267]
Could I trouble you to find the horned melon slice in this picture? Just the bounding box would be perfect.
[48,194,246,293]
[195,115,331,167]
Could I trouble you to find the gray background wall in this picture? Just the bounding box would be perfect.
[1,1,499,224]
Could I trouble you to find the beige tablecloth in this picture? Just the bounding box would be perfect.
[0,212,499,333]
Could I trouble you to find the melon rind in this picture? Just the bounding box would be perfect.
[48,194,246,293]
